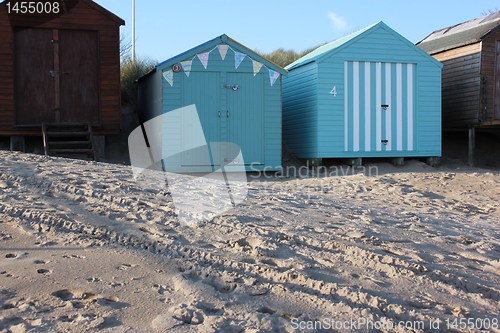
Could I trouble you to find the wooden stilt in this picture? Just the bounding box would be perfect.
[10,136,25,152]
[468,128,475,166]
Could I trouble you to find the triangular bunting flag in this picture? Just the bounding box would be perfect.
[162,70,174,87]
[180,60,192,77]
[197,52,210,69]
[217,44,228,60]
[252,60,263,76]
[269,69,280,86]
[234,52,246,69]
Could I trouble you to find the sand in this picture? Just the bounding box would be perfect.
[0,150,498,332]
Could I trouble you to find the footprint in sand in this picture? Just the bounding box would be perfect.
[0,232,12,241]
[153,284,173,295]
[172,304,204,325]
[257,306,277,315]
[52,289,97,301]
[4,252,28,259]
[36,268,52,275]
[62,254,86,259]
[116,263,136,271]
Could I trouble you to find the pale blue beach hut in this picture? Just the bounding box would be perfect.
[283,22,443,164]
[138,34,286,172]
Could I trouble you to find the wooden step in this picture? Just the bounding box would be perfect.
[48,141,91,146]
[45,131,90,137]
[50,149,94,153]
[42,122,96,161]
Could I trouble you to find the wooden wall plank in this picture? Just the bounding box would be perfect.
[480,29,500,122]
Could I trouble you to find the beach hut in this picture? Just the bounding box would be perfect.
[417,11,500,165]
[417,12,500,129]
[137,34,286,172]
[0,0,124,157]
[283,22,443,165]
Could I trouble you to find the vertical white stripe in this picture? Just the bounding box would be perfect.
[353,61,359,152]
[385,63,392,151]
[396,63,403,151]
[376,62,382,151]
[407,64,414,151]
[364,62,371,152]
[344,61,348,151]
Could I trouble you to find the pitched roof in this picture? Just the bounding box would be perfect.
[155,34,286,75]
[286,22,379,70]
[417,11,500,54]
[286,21,440,70]
[285,21,383,70]
[84,0,124,25]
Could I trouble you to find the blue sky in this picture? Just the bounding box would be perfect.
[94,0,499,62]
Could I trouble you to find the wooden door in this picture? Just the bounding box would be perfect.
[180,71,221,168]
[14,28,55,125]
[226,72,264,165]
[344,61,415,153]
[59,30,99,122]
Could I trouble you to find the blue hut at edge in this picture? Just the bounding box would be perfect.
[138,35,286,172]
[283,22,443,163]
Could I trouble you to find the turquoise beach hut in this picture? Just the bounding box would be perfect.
[283,22,443,164]
[138,34,286,172]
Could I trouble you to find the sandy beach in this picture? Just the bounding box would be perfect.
[0,150,499,332]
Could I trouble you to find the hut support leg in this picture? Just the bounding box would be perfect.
[93,136,106,162]
[392,157,405,166]
[467,127,476,166]
[426,156,441,167]
[305,158,322,168]
[347,158,362,167]
[10,136,25,152]
[468,127,475,166]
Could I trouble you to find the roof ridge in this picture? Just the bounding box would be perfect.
[286,21,382,70]
[424,10,500,40]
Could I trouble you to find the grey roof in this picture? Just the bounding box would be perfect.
[417,11,500,54]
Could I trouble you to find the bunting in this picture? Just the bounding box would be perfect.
[165,43,281,88]
[197,52,210,69]
[269,69,280,86]
[180,60,193,77]
[217,44,228,60]
[252,60,263,76]
[234,52,246,69]
[162,70,174,87]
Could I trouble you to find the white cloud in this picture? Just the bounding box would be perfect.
[327,12,348,32]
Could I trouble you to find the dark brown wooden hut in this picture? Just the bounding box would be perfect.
[0,0,124,157]
[418,11,500,165]
[418,12,500,128]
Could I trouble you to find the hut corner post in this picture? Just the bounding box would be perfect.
[10,136,25,152]
[468,127,475,166]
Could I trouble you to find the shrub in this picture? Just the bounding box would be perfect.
[120,57,156,111]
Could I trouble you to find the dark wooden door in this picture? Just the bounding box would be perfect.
[59,30,99,122]
[14,28,99,125]
[14,28,55,125]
